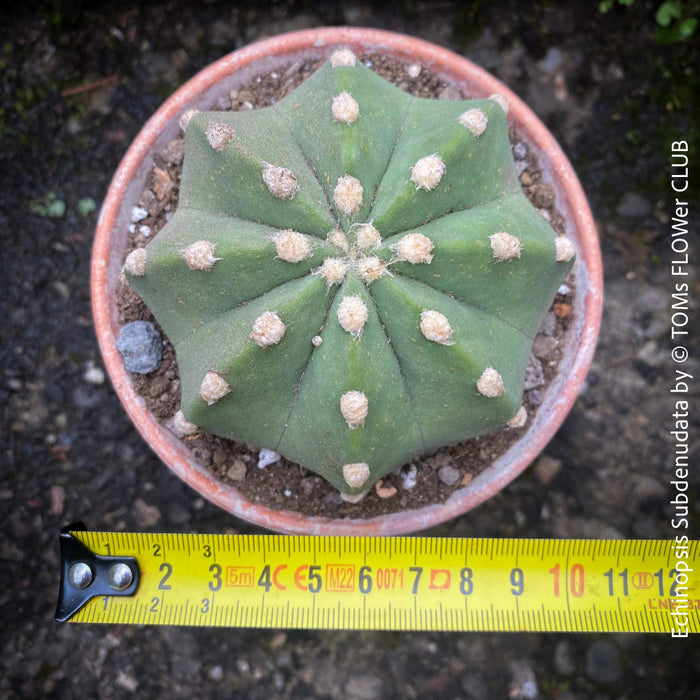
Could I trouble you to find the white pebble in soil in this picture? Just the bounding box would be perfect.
[407,63,421,78]
[130,206,149,223]
[82,364,105,385]
[208,666,224,682]
[508,659,538,699]
[257,448,281,468]
[400,464,418,490]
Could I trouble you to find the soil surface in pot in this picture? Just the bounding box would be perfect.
[117,53,576,519]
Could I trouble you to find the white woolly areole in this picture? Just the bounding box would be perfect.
[332,91,360,123]
[330,48,357,67]
[263,164,298,200]
[199,371,231,405]
[355,223,381,251]
[319,257,349,285]
[490,231,522,260]
[334,175,363,216]
[458,108,488,136]
[311,335,323,347]
[342,462,370,488]
[410,154,446,191]
[179,109,199,132]
[476,367,505,398]
[340,390,369,428]
[555,236,576,262]
[205,122,234,151]
[183,240,219,271]
[250,311,286,347]
[489,93,510,113]
[337,295,369,336]
[172,409,198,436]
[357,256,386,283]
[274,230,312,262]
[124,248,147,277]
[327,228,349,252]
[507,405,528,428]
[420,309,453,345]
[395,233,434,264]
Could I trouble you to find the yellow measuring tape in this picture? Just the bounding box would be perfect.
[56,530,699,633]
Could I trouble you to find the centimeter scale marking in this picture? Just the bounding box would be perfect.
[59,531,699,633]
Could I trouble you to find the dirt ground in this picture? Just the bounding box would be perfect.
[1,1,698,698]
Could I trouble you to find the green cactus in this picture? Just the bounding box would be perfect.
[124,48,576,499]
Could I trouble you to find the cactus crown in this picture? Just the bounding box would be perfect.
[125,50,575,498]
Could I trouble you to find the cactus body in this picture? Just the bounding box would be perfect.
[125,52,575,496]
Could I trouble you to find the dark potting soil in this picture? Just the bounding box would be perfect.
[117,53,576,519]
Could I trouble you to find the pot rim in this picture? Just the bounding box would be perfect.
[92,26,603,535]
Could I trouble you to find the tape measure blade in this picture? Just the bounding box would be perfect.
[61,533,699,633]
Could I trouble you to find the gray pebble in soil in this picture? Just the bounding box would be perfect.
[553,640,577,677]
[438,464,461,486]
[72,385,105,409]
[343,671,384,700]
[585,640,622,684]
[537,46,564,74]
[116,321,162,374]
[513,142,528,160]
[459,668,490,700]
[615,192,651,219]
[524,355,545,390]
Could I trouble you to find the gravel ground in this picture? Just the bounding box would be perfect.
[1,2,698,698]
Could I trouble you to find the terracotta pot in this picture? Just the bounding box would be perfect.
[92,27,603,535]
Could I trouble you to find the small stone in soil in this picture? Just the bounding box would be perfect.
[513,142,528,159]
[533,455,562,485]
[508,659,538,699]
[130,206,148,222]
[553,640,576,677]
[375,480,397,498]
[553,302,572,319]
[208,666,224,682]
[227,459,247,481]
[400,464,418,490]
[524,355,545,390]
[83,364,105,384]
[585,640,622,684]
[527,389,544,407]
[258,448,280,468]
[407,63,421,78]
[438,464,460,486]
[116,321,162,374]
[532,335,558,359]
[539,312,558,336]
